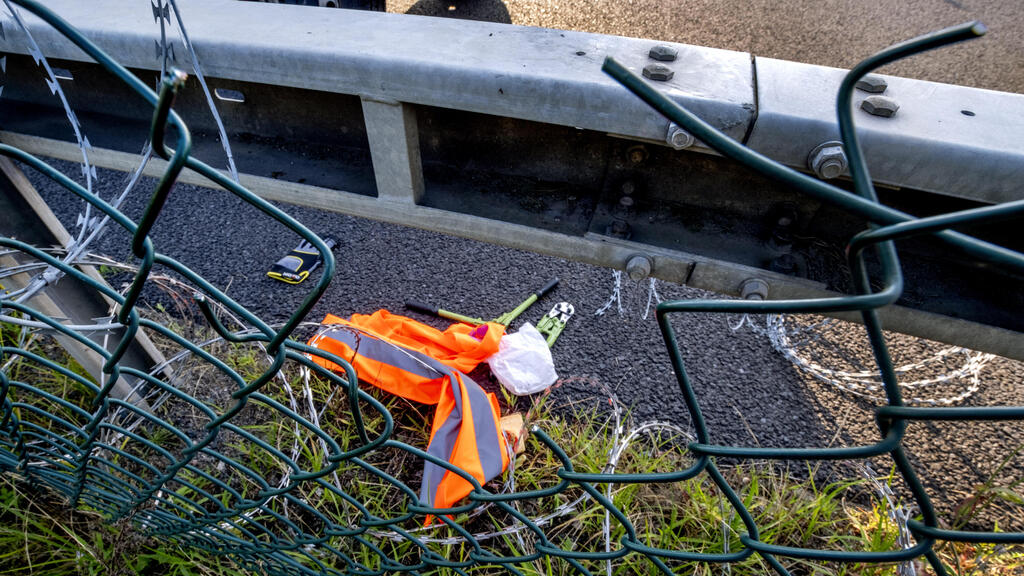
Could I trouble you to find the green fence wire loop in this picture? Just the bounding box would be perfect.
[1,2,1021,575]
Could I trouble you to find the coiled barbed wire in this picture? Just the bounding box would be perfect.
[731,313,993,406]
[0,0,236,309]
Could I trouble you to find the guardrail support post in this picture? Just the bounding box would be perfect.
[360,96,425,204]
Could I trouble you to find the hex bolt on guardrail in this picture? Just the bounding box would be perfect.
[861,95,900,117]
[625,254,653,281]
[607,219,631,237]
[648,44,678,62]
[617,195,636,216]
[666,122,695,149]
[626,144,648,164]
[807,141,848,179]
[855,74,888,93]
[606,195,635,238]
[770,252,799,275]
[642,62,674,81]
[739,278,769,300]
[768,204,799,253]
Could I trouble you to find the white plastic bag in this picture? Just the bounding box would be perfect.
[488,323,557,396]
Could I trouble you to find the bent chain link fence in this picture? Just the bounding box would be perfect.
[0,2,1021,575]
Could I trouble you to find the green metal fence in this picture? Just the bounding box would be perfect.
[0,2,1021,574]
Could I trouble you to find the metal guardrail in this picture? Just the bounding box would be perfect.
[4,0,1023,202]
[0,0,756,146]
[0,2,1022,576]
[746,56,1024,205]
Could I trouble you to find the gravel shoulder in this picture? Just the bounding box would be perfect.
[389,0,1024,94]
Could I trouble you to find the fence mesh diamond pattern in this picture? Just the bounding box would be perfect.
[0,2,1021,575]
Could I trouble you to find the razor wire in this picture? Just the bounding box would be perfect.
[611,275,985,406]
[0,3,1020,576]
[152,0,240,182]
[726,313,994,406]
[594,270,624,317]
[0,0,236,305]
[594,272,662,320]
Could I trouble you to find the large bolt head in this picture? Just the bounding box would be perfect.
[649,45,678,62]
[626,145,648,164]
[808,143,847,180]
[739,278,769,301]
[666,123,694,149]
[770,254,798,275]
[608,219,631,238]
[643,63,674,81]
[861,95,899,118]
[855,74,888,93]
[626,255,653,281]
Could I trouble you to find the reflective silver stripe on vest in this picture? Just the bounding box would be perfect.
[462,375,504,480]
[420,378,463,506]
[420,372,504,507]
[320,326,449,380]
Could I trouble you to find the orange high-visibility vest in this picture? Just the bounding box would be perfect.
[308,310,509,515]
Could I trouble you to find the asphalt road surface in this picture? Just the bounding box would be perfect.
[11,0,1024,551]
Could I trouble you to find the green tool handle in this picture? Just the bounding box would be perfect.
[494,277,559,326]
[406,300,485,325]
[407,277,558,326]
[494,295,536,326]
[438,309,486,325]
